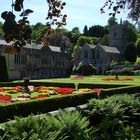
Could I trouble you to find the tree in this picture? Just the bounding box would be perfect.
[48,30,70,47]
[101,0,140,22]
[136,39,140,57]
[83,25,88,36]
[77,36,93,46]
[100,35,109,46]
[1,0,67,49]
[125,42,137,62]
[71,27,80,33]
[0,21,4,38]
[123,20,137,43]
[76,63,96,76]
[88,25,109,38]
[108,17,117,27]
[31,23,46,43]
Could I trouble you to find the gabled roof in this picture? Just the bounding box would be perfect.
[99,45,120,54]
[0,39,13,46]
[49,46,61,52]
[24,44,43,50]
[0,39,61,52]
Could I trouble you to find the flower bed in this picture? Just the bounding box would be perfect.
[0,86,102,104]
[102,77,134,81]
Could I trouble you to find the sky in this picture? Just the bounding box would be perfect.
[0,0,131,32]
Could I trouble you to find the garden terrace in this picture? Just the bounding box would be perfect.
[0,82,140,123]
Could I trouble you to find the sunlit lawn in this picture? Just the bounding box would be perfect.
[13,75,140,85]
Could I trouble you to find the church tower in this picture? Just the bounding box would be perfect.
[109,19,126,59]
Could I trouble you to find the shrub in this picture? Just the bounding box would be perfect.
[0,111,93,140]
[125,42,137,62]
[0,55,8,82]
[76,63,96,76]
[83,94,140,139]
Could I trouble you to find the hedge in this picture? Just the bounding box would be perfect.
[0,83,140,123]
[0,92,97,123]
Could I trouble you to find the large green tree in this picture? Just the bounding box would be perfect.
[136,39,140,57]
[0,21,4,38]
[83,25,89,36]
[77,36,93,46]
[125,42,137,62]
[123,20,137,44]
[88,25,109,38]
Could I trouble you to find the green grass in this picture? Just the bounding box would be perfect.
[18,75,140,85]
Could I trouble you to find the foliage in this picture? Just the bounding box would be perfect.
[108,17,117,27]
[91,37,100,45]
[136,57,140,64]
[71,27,80,33]
[123,20,137,43]
[49,30,70,48]
[31,22,46,43]
[83,25,88,36]
[136,39,140,57]
[88,25,109,38]
[75,63,96,76]
[125,42,137,62]
[45,111,93,140]
[0,55,8,82]
[1,0,67,48]
[100,35,109,46]
[84,94,140,139]
[0,111,93,140]
[77,36,93,46]
[101,0,140,22]
[0,22,4,37]
[1,115,60,140]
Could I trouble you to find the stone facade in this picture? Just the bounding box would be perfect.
[0,40,72,80]
[74,43,120,74]
[109,21,126,59]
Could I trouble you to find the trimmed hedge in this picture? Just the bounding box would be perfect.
[100,85,140,98]
[78,83,129,89]
[0,92,97,123]
[0,82,76,88]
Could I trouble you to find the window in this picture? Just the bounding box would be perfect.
[91,49,95,59]
[113,32,117,37]
[14,54,20,64]
[15,54,27,64]
[96,50,99,59]
[21,55,27,64]
[84,50,88,59]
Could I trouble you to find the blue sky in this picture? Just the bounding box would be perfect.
[0,0,131,32]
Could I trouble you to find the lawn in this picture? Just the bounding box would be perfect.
[13,75,140,85]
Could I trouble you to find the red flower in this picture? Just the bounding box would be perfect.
[0,88,4,92]
[33,95,48,99]
[0,95,11,102]
[13,86,24,92]
[102,77,134,81]
[54,87,73,94]
[35,86,47,91]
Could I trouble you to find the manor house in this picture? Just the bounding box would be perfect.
[0,39,72,80]
[73,43,120,74]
